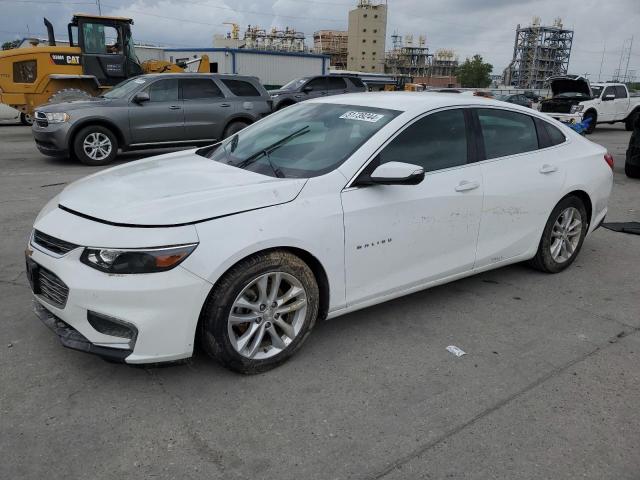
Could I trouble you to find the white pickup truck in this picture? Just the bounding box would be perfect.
[539,75,640,133]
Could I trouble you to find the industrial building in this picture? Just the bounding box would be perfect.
[347,0,387,73]
[385,34,430,77]
[164,48,329,89]
[314,30,349,70]
[503,17,574,89]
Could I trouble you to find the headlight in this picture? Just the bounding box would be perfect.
[45,112,69,123]
[570,105,584,114]
[80,243,198,274]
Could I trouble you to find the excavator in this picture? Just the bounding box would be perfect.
[0,14,210,116]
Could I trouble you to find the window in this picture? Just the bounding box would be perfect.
[477,109,538,159]
[13,60,36,83]
[545,123,566,146]
[306,77,326,90]
[603,86,616,99]
[146,79,179,102]
[349,77,365,88]
[373,29,377,33]
[222,79,261,97]
[373,40,377,44]
[374,14,378,18]
[615,86,628,99]
[363,28,367,32]
[362,51,366,55]
[181,79,223,99]
[363,13,367,17]
[362,39,366,43]
[378,109,468,172]
[82,23,121,55]
[209,62,219,73]
[327,77,347,90]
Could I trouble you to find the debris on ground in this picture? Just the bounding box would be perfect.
[602,222,640,235]
[446,345,466,357]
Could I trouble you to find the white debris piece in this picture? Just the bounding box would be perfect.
[446,345,466,357]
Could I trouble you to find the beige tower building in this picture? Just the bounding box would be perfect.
[347,1,387,73]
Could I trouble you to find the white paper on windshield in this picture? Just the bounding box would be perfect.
[339,111,384,123]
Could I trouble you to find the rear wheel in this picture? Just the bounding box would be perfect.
[200,250,319,374]
[626,160,640,178]
[223,120,249,139]
[528,196,588,273]
[20,112,33,126]
[625,111,638,131]
[73,125,118,166]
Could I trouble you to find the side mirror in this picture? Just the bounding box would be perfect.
[369,162,425,186]
[133,91,150,104]
[302,85,313,93]
[603,94,615,101]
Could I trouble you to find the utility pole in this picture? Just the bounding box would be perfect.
[96,0,102,15]
[623,36,634,84]
[598,41,606,82]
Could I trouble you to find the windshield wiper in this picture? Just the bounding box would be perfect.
[236,125,310,177]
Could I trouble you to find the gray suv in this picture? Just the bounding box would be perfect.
[270,75,367,110]
[32,73,272,165]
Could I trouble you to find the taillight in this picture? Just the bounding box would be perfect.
[604,153,614,170]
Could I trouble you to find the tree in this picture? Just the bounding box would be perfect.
[2,40,21,50]
[455,54,493,88]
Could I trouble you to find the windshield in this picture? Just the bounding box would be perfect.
[280,78,308,91]
[203,103,400,178]
[591,86,603,98]
[102,77,146,99]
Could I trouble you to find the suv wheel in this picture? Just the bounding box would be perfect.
[200,250,319,374]
[223,121,249,139]
[73,125,118,166]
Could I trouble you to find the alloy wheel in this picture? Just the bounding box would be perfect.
[550,206,582,263]
[83,132,112,161]
[228,272,307,360]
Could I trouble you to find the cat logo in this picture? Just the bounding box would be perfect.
[50,54,81,66]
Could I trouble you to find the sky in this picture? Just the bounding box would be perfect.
[1,0,639,81]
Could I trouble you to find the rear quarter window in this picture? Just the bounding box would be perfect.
[349,77,365,88]
[477,108,539,159]
[221,79,262,97]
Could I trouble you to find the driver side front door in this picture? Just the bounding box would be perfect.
[341,108,483,307]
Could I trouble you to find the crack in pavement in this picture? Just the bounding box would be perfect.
[366,326,640,480]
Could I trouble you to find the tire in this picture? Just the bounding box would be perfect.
[48,88,93,104]
[583,111,596,134]
[20,112,33,126]
[625,111,638,131]
[73,125,118,166]
[223,120,249,139]
[626,160,640,179]
[200,250,319,374]
[528,195,589,273]
[276,102,295,111]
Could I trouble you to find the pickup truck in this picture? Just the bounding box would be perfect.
[539,75,640,133]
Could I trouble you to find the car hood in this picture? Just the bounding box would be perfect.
[36,98,115,113]
[549,75,592,98]
[58,150,307,227]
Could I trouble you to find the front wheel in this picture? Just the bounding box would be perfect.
[200,250,319,374]
[528,196,588,273]
[20,112,33,126]
[73,125,118,166]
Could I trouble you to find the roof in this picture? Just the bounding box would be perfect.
[306,91,540,115]
[163,47,329,60]
[72,13,133,23]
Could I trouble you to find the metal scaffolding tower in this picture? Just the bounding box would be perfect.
[504,17,573,89]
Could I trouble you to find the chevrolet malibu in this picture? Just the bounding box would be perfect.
[27,93,613,373]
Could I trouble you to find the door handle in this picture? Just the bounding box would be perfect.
[454,180,480,192]
[219,103,231,107]
[169,105,182,110]
[539,164,558,174]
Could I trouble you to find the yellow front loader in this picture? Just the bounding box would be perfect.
[0,14,210,115]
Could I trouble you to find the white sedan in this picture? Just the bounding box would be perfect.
[0,102,32,125]
[27,93,613,373]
